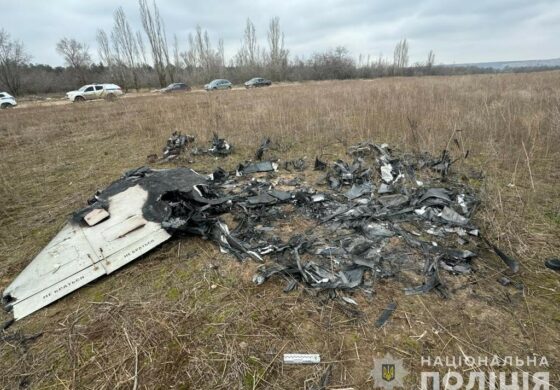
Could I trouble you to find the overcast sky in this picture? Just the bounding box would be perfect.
[1,0,559,66]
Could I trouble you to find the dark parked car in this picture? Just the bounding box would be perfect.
[161,83,191,93]
[244,77,272,88]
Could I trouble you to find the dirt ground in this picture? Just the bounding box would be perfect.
[0,73,559,389]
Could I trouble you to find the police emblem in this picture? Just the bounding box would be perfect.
[371,354,408,389]
[382,364,395,382]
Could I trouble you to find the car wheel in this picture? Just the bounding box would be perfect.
[212,87,217,90]
[228,86,232,90]
[1,103,10,109]
[105,93,116,101]
[74,96,85,102]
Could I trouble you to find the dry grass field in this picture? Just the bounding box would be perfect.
[1,72,559,389]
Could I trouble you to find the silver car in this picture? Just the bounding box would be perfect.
[204,79,232,91]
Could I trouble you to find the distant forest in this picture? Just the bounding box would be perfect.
[1,0,559,96]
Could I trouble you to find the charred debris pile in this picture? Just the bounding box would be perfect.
[118,137,518,296]
[2,134,520,321]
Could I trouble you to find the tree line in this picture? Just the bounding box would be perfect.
[1,1,557,96]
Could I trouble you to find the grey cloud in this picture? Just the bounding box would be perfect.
[0,0,558,66]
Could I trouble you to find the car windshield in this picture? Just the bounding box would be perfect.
[78,86,88,92]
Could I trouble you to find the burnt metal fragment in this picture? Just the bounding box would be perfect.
[284,158,307,171]
[544,258,560,271]
[344,182,373,200]
[237,161,278,175]
[378,194,409,208]
[314,156,327,171]
[268,189,292,202]
[208,133,232,156]
[162,131,195,160]
[497,276,512,286]
[255,138,271,160]
[374,302,397,328]
[482,237,520,273]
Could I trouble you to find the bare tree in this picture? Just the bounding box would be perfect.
[217,38,225,69]
[245,19,258,67]
[136,31,148,65]
[427,49,435,68]
[393,38,409,73]
[182,32,197,70]
[309,46,355,80]
[267,17,288,80]
[139,0,171,86]
[172,34,181,70]
[96,30,111,67]
[97,29,127,89]
[111,7,143,90]
[235,19,260,69]
[182,26,224,82]
[56,38,92,84]
[0,29,30,96]
[194,26,210,73]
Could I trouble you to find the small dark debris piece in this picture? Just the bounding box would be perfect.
[279,177,301,186]
[284,158,306,172]
[497,276,512,286]
[283,279,298,293]
[345,182,373,200]
[211,167,228,182]
[378,183,393,194]
[431,149,452,178]
[247,192,277,205]
[255,138,271,160]
[308,364,332,390]
[483,237,520,273]
[378,194,409,208]
[1,318,14,330]
[439,206,468,226]
[327,175,341,190]
[374,302,397,328]
[544,258,560,271]
[404,259,445,296]
[162,131,195,159]
[208,133,232,156]
[237,161,277,175]
[268,189,292,202]
[314,156,327,171]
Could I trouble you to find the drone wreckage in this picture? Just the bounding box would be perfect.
[2,135,519,322]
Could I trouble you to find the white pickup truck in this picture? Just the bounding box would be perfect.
[66,83,123,102]
[0,92,17,109]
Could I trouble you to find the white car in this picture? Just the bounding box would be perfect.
[0,92,17,109]
[66,84,123,102]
